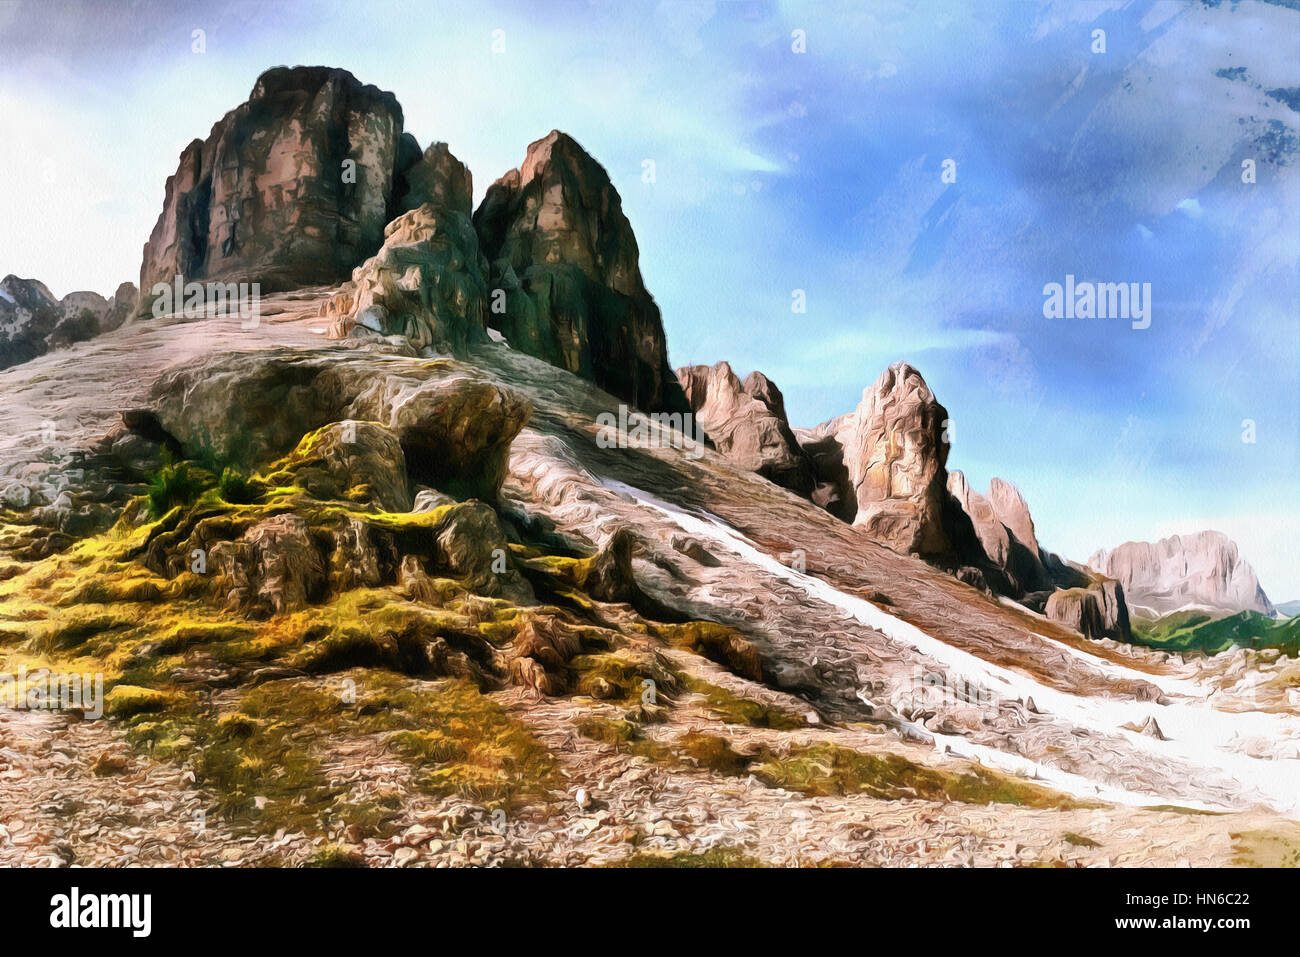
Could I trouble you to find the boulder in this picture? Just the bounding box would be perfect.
[148,351,531,501]
[1045,579,1131,642]
[265,420,412,512]
[431,501,533,602]
[138,66,408,311]
[676,361,814,495]
[474,130,690,414]
[342,366,531,501]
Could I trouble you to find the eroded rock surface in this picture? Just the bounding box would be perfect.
[323,202,489,355]
[1089,531,1275,616]
[474,130,689,414]
[677,361,813,495]
[138,66,408,309]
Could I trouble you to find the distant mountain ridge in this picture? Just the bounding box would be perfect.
[0,275,137,370]
[1089,531,1274,617]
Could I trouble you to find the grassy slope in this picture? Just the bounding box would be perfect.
[1131,609,1300,655]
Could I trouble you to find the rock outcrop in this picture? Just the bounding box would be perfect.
[146,350,530,502]
[396,142,473,217]
[947,472,1049,594]
[473,130,689,414]
[265,420,413,512]
[1045,579,1131,642]
[840,362,954,556]
[1,276,139,369]
[323,202,489,355]
[138,66,409,311]
[676,361,813,495]
[1089,531,1274,616]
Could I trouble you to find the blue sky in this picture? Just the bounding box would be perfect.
[1,0,1297,596]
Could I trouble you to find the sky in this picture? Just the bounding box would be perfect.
[1,0,1297,597]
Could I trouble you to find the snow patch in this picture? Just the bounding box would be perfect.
[603,479,1300,815]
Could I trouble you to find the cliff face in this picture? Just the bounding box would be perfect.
[138,67,409,309]
[1089,531,1275,616]
[474,131,689,414]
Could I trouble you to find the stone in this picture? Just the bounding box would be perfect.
[412,488,456,513]
[432,501,533,601]
[148,351,531,501]
[267,420,412,512]
[211,513,327,618]
[676,361,814,495]
[474,130,690,414]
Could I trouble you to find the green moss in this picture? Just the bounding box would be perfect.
[105,685,173,718]
[673,731,751,775]
[1063,831,1100,848]
[608,847,764,868]
[575,715,641,745]
[216,467,264,505]
[145,461,216,519]
[303,844,366,868]
[1232,826,1300,867]
[350,674,559,809]
[753,744,1087,809]
[571,652,675,708]
[656,621,763,680]
[682,675,806,730]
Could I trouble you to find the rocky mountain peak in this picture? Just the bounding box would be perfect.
[138,65,409,310]
[987,477,1040,557]
[397,141,473,217]
[1,276,137,370]
[1,275,57,310]
[1089,531,1274,616]
[843,361,953,555]
[474,130,688,414]
[676,361,813,495]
